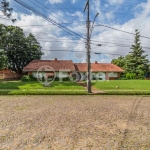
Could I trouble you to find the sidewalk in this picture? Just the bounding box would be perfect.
[77,82,106,94]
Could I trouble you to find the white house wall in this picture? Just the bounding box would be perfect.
[31,71,118,80]
[55,72,68,78]
[32,71,69,78]
[79,72,106,80]
[32,72,45,78]
[109,72,118,77]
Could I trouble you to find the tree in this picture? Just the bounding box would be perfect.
[0,24,43,74]
[1,0,16,22]
[0,50,6,70]
[111,56,126,70]
[126,29,149,78]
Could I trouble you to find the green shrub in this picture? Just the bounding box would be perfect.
[62,77,70,81]
[54,77,71,81]
[126,73,136,79]
[130,73,136,79]
[54,77,59,81]
[29,74,37,81]
[126,73,130,79]
[138,71,145,79]
[21,75,31,82]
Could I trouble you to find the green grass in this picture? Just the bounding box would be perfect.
[0,81,86,95]
[92,80,150,90]
[0,81,85,90]
[0,90,87,95]
[1,80,150,95]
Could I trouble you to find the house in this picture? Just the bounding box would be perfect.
[23,59,76,79]
[74,61,124,80]
[23,59,124,80]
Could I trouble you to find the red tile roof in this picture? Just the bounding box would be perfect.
[74,63,124,72]
[23,59,124,72]
[23,60,76,72]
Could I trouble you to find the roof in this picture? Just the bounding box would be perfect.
[23,59,76,72]
[23,59,124,72]
[74,63,124,72]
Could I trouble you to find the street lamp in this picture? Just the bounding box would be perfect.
[90,12,99,38]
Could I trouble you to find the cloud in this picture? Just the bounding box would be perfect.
[48,0,63,4]
[0,0,150,63]
[107,0,124,5]
[72,0,77,3]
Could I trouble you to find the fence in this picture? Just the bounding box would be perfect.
[0,71,23,80]
[0,72,4,79]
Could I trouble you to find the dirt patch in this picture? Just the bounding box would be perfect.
[0,95,150,149]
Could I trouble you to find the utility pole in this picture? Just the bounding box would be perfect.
[84,0,91,93]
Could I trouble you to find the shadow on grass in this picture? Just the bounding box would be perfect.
[0,81,85,92]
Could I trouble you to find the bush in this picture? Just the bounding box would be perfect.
[62,77,70,81]
[29,74,37,81]
[126,73,136,79]
[54,77,71,81]
[54,77,59,81]
[21,75,31,82]
[138,71,145,79]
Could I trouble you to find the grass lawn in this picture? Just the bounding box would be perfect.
[1,80,150,95]
[0,81,87,95]
[92,80,150,90]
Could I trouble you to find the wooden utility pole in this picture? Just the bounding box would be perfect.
[84,0,91,93]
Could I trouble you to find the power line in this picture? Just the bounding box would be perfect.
[1,35,150,49]
[1,48,131,56]
[95,24,150,40]
[10,1,31,14]
[30,0,69,23]
[14,0,87,41]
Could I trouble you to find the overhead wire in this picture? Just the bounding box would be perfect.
[30,0,69,23]
[10,1,31,14]
[95,24,150,40]
[1,0,149,56]
[0,47,130,56]
[14,0,87,41]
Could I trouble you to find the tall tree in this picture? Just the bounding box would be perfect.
[126,29,149,78]
[111,56,126,70]
[0,24,43,74]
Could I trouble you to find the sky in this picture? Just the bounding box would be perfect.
[0,0,150,63]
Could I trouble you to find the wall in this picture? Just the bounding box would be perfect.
[32,71,69,79]
[79,72,120,80]
[4,73,23,79]
[109,72,118,77]
[0,70,23,80]
[79,72,106,80]
[0,73,4,79]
